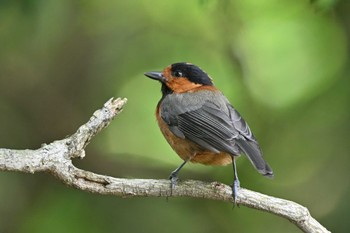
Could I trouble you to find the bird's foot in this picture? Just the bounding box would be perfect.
[168,172,178,196]
[231,179,240,207]
[169,172,178,189]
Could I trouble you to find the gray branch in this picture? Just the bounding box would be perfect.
[0,97,330,233]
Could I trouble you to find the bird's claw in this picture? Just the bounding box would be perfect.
[168,172,179,196]
[232,179,240,207]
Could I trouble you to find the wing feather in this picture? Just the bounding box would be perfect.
[160,91,273,176]
[176,101,240,155]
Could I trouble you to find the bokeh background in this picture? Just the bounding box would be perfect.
[0,0,349,232]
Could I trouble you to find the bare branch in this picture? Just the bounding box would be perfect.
[0,97,330,233]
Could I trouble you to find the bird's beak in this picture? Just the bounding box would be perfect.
[144,71,166,83]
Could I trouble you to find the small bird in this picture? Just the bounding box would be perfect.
[145,62,273,205]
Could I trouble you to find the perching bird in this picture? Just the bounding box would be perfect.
[145,62,273,205]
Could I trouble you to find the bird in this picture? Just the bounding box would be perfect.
[144,62,273,205]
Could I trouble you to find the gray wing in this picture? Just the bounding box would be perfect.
[178,101,241,155]
[161,100,241,155]
[161,98,273,177]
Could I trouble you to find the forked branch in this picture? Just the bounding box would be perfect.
[0,97,330,233]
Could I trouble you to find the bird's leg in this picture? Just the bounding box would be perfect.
[231,156,240,207]
[168,158,189,195]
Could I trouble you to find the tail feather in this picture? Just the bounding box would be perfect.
[236,139,273,178]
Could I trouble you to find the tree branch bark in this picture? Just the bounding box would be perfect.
[0,97,330,233]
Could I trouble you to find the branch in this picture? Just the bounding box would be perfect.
[0,97,330,233]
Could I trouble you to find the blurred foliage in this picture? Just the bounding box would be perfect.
[0,0,349,232]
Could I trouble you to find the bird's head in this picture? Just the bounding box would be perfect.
[145,62,214,95]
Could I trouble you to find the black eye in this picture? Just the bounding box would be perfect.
[172,71,183,77]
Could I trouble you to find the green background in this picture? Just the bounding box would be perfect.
[0,0,349,232]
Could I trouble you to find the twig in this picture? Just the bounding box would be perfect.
[0,97,330,233]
